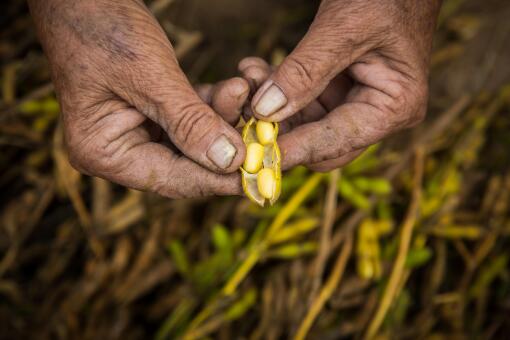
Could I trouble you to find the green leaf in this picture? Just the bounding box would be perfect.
[352,177,392,195]
[155,299,196,340]
[281,166,309,192]
[167,240,190,276]
[377,200,393,220]
[470,254,508,298]
[387,289,411,326]
[19,97,60,114]
[232,228,246,248]
[405,247,433,268]
[338,177,355,198]
[212,224,233,254]
[338,178,371,210]
[247,220,269,249]
[429,225,483,239]
[349,191,371,211]
[225,288,257,321]
[41,97,60,114]
[269,217,319,245]
[268,242,317,259]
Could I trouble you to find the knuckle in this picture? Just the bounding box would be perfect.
[410,83,429,126]
[153,178,185,199]
[307,119,352,164]
[65,129,94,174]
[280,55,316,90]
[412,104,427,126]
[384,80,428,129]
[66,140,103,175]
[153,164,211,199]
[241,65,269,88]
[238,56,267,71]
[171,102,218,146]
[67,133,125,178]
[66,143,88,173]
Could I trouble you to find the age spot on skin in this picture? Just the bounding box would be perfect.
[60,3,139,62]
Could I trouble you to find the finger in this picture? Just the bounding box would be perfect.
[237,57,329,132]
[104,143,242,198]
[318,73,353,111]
[195,83,214,104]
[278,100,327,134]
[238,56,271,72]
[111,50,246,174]
[236,58,350,137]
[238,57,272,121]
[279,74,352,134]
[250,1,370,121]
[196,78,250,126]
[160,82,246,173]
[103,143,242,198]
[278,79,425,169]
[211,77,250,126]
[67,108,242,198]
[238,57,272,92]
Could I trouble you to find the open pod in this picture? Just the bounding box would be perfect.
[241,118,282,207]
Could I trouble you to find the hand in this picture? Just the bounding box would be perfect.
[250,0,442,171]
[28,0,249,198]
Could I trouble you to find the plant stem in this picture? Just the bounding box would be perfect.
[294,233,353,340]
[364,147,425,339]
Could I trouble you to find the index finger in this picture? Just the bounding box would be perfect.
[68,108,242,198]
[278,85,424,170]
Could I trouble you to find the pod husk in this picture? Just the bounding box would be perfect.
[241,118,281,206]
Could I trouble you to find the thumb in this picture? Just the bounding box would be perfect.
[117,66,246,174]
[158,83,247,173]
[251,4,369,122]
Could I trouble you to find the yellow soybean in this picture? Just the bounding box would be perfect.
[241,118,281,206]
[243,143,264,173]
[256,120,275,145]
[257,168,276,199]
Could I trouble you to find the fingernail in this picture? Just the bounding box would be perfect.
[254,83,287,116]
[207,135,237,169]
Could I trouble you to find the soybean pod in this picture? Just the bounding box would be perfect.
[241,118,282,206]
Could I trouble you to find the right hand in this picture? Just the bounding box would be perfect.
[28,0,249,198]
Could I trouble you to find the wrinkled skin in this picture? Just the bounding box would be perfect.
[201,57,358,172]
[28,0,250,198]
[248,0,442,172]
[29,0,441,198]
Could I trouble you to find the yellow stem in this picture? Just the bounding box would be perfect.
[267,173,324,239]
[294,234,353,340]
[223,250,261,296]
[182,173,324,339]
[364,147,425,339]
[224,173,324,296]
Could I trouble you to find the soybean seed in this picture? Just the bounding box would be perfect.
[243,143,265,173]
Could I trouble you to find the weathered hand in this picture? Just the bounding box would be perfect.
[238,57,361,172]
[28,0,249,198]
[250,0,442,171]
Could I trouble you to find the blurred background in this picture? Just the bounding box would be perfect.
[1,0,510,339]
